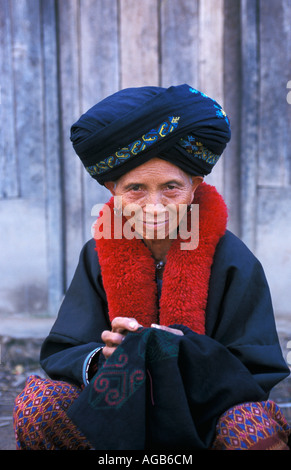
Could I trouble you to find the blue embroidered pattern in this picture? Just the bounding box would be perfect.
[86,116,180,176]
[178,135,220,166]
[189,87,229,125]
[214,105,230,125]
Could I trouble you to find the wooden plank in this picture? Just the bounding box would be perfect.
[284,0,291,188]
[57,0,83,288]
[1,0,48,315]
[160,0,199,88]
[79,0,119,241]
[256,187,291,316]
[198,0,224,106]
[79,0,119,109]
[10,0,45,203]
[40,0,64,314]
[0,0,19,198]
[198,0,225,195]
[239,0,260,251]
[222,0,242,237]
[258,0,291,187]
[120,0,159,88]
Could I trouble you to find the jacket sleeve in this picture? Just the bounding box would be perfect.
[204,230,289,396]
[40,239,109,386]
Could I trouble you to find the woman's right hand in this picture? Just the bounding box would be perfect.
[101,317,141,359]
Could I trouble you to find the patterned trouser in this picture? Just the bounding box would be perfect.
[13,375,290,450]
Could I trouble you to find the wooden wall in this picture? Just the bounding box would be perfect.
[0,0,290,321]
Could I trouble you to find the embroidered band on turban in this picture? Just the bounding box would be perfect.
[70,84,231,185]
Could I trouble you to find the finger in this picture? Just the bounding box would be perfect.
[111,317,141,333]
[151,324,184,336]
[101,330,125,346]
[102,345,117,360]
[111,317,139,332]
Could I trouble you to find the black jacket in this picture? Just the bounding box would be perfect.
[40,231,289,449]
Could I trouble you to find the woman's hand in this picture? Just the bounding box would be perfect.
[151,324,184,336]
[101,317,141,359]
[101,318,184,360]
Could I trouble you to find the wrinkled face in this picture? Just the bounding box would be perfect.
[105,158,203,240]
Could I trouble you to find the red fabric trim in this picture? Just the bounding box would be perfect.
[94,182,228,334]
[249,435,290,450]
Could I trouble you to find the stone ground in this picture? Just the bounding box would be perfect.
[0,336,46,450]
[0,316,290,451]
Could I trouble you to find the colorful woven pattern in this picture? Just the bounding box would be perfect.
[13,375,92,450]
[13,375,290,450]
[212,400,290,450]
[85,115,180,176]
[178,135,220,165]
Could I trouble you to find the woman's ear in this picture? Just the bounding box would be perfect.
[191,176,204,197]
[104,181,116,196]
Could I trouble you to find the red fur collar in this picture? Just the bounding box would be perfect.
[94,183,228,334]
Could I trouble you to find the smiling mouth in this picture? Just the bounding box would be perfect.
[141,219,169,227]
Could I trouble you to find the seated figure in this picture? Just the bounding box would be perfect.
[14,85,290,450]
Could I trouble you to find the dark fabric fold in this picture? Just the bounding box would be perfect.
[67,326,267,450]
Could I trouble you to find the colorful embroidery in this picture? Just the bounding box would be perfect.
[89,346,145,410]
[212,401,290,450]
[13,378,290,449]
[86,116,180,176]
[189,87,229,125]
[214,105,230,125]
[189,87,209,99]
[178,135,220,166]
[13,375,92,450]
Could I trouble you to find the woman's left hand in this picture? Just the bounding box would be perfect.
[101,316,142,359]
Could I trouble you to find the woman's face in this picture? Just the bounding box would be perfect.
[105,158,203,240]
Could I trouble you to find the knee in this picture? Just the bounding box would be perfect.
[212,401,290,450]
[13,375,46,443]
[13,374,83,450]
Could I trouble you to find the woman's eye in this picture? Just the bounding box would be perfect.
[131,185,141,192]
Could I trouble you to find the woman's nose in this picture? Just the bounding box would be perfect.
[145,191,163,207]
[143,202,167,220]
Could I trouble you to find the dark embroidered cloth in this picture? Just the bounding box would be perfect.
[67,326,266,450]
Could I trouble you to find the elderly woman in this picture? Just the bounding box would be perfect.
[14,85,290,450]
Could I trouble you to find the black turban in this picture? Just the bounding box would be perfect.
[70,84,231,185]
